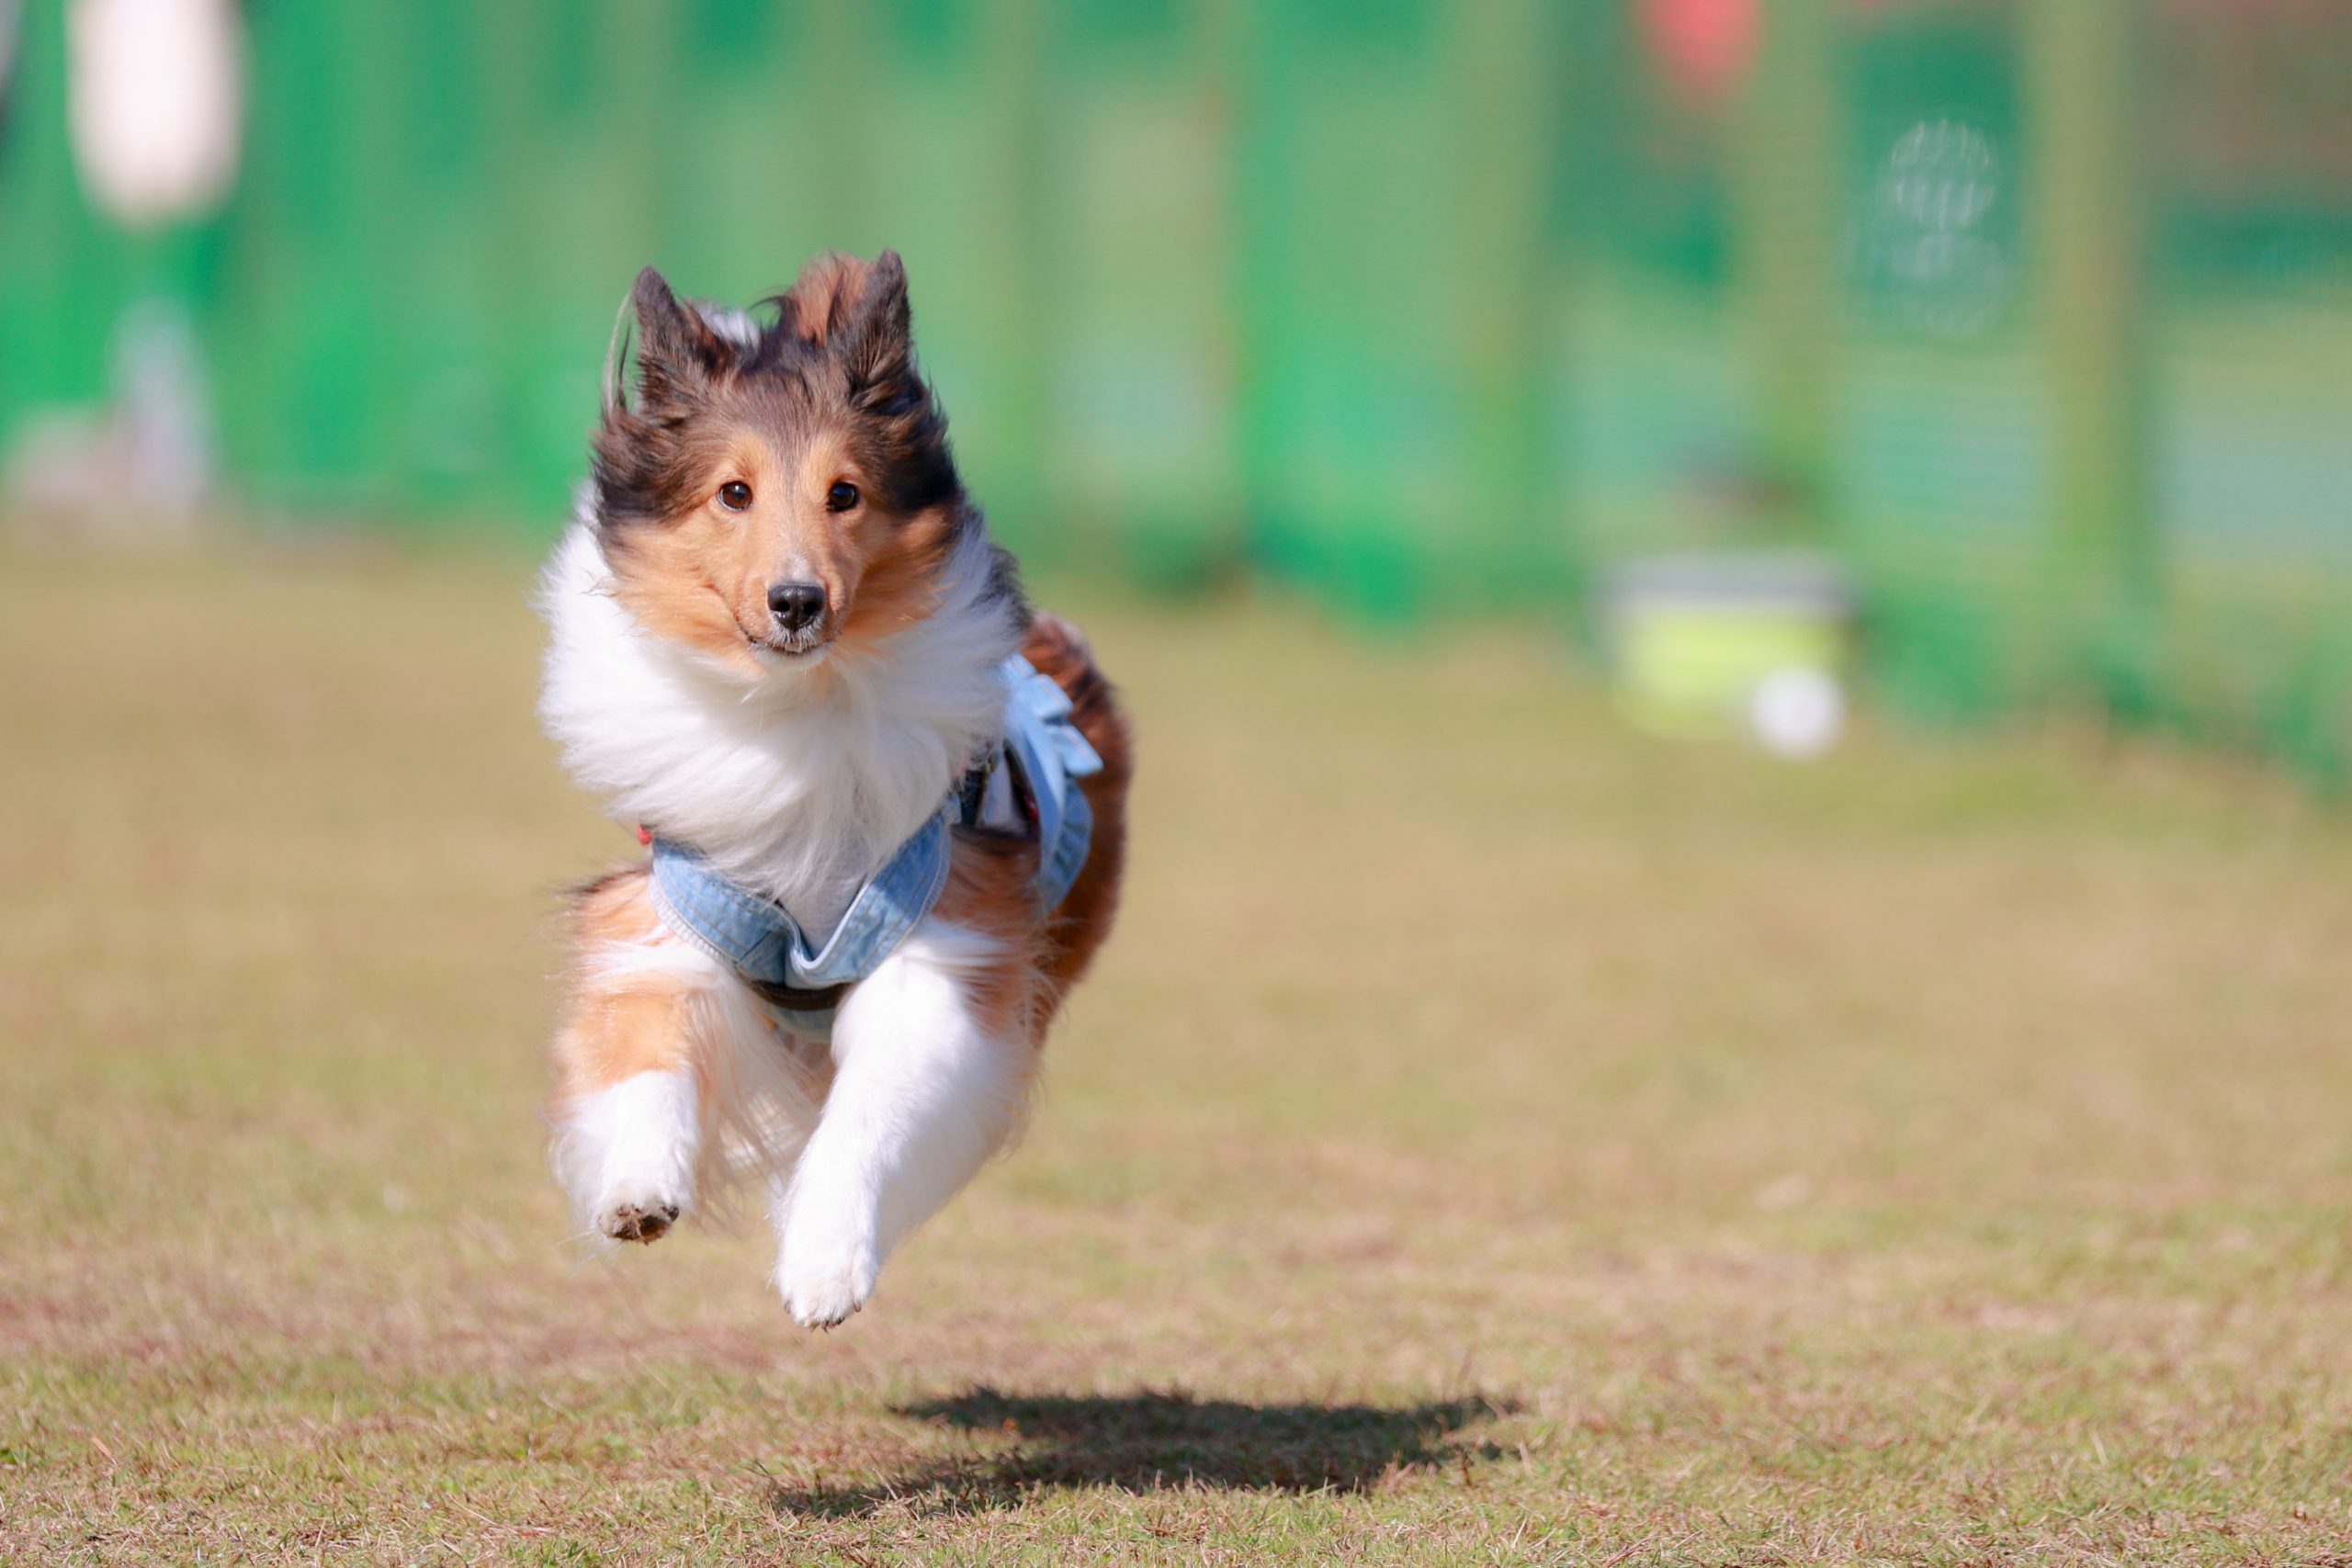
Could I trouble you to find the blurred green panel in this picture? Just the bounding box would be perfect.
[1245,0,1456,616]
[1733,0,1838,518]
[473,0,571,516]
[953,0,1053,553]
[1056,0,1240,586]
[1447,0,1568,604]
[0,0,122,421]
[1831,4,2039,724]
[0,0,2347,784]
[254,0,386,505]
[2028,0,2155,691]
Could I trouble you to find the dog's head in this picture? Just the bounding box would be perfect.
[590,250,967,675]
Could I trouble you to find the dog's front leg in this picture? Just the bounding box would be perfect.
[549,976,709,1246]
[772,921,1029,1327]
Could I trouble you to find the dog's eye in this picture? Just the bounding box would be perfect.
[717,481,752,512]
[826,481,860,513]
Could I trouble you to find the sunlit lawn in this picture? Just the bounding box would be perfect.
[4,538,2351,1564]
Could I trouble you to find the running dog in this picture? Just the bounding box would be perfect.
[537,251,1131,1327]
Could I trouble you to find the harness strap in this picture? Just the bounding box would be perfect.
[643,653,1104,1042]
[649,813,951,989]
[743,976,848,1009]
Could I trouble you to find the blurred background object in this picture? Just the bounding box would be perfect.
[7,0,240,530]
[66,0,242,227]
[1606,552,1851,753]
[2,0,2349,778]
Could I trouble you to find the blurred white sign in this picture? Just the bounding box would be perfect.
[67,0,243,227]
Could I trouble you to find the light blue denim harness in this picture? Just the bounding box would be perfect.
[648,654,1102,1041]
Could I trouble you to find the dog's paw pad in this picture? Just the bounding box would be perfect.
[602,1201,681,1245]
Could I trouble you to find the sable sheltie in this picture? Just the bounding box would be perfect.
[536,251,1130,1327]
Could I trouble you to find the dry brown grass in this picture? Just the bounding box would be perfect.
[4,539,2351,1564]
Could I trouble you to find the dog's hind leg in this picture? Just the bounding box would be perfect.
[769,919,1033,1327]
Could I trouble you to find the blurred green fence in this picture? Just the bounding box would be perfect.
[3,1,2350,781]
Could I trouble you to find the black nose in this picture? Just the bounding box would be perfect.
[767,581,827,634]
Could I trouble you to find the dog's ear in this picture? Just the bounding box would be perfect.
[834,249,917,411]
[770,250,920,409]
[617,265,727,409]
[774,252,865,347]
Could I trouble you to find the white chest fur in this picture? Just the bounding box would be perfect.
[536,514,1020,937]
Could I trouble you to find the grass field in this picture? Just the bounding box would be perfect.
[5,541,2352,1565]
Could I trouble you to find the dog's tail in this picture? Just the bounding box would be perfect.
[1021,610,1132,992]
[1023,612,1127,781]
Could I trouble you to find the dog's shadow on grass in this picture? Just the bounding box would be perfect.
[766,1387,1518,1518]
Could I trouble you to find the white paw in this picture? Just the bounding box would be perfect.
[583,1159,693,1246]
[556,1070,700,1247]
[774,1210,879,1328]
[596,1192,683,1245]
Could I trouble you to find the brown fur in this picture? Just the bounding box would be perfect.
[551,866,704,1098]
[1019,613,1134,1002]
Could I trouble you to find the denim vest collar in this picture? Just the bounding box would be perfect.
[645,654,1102,1041]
